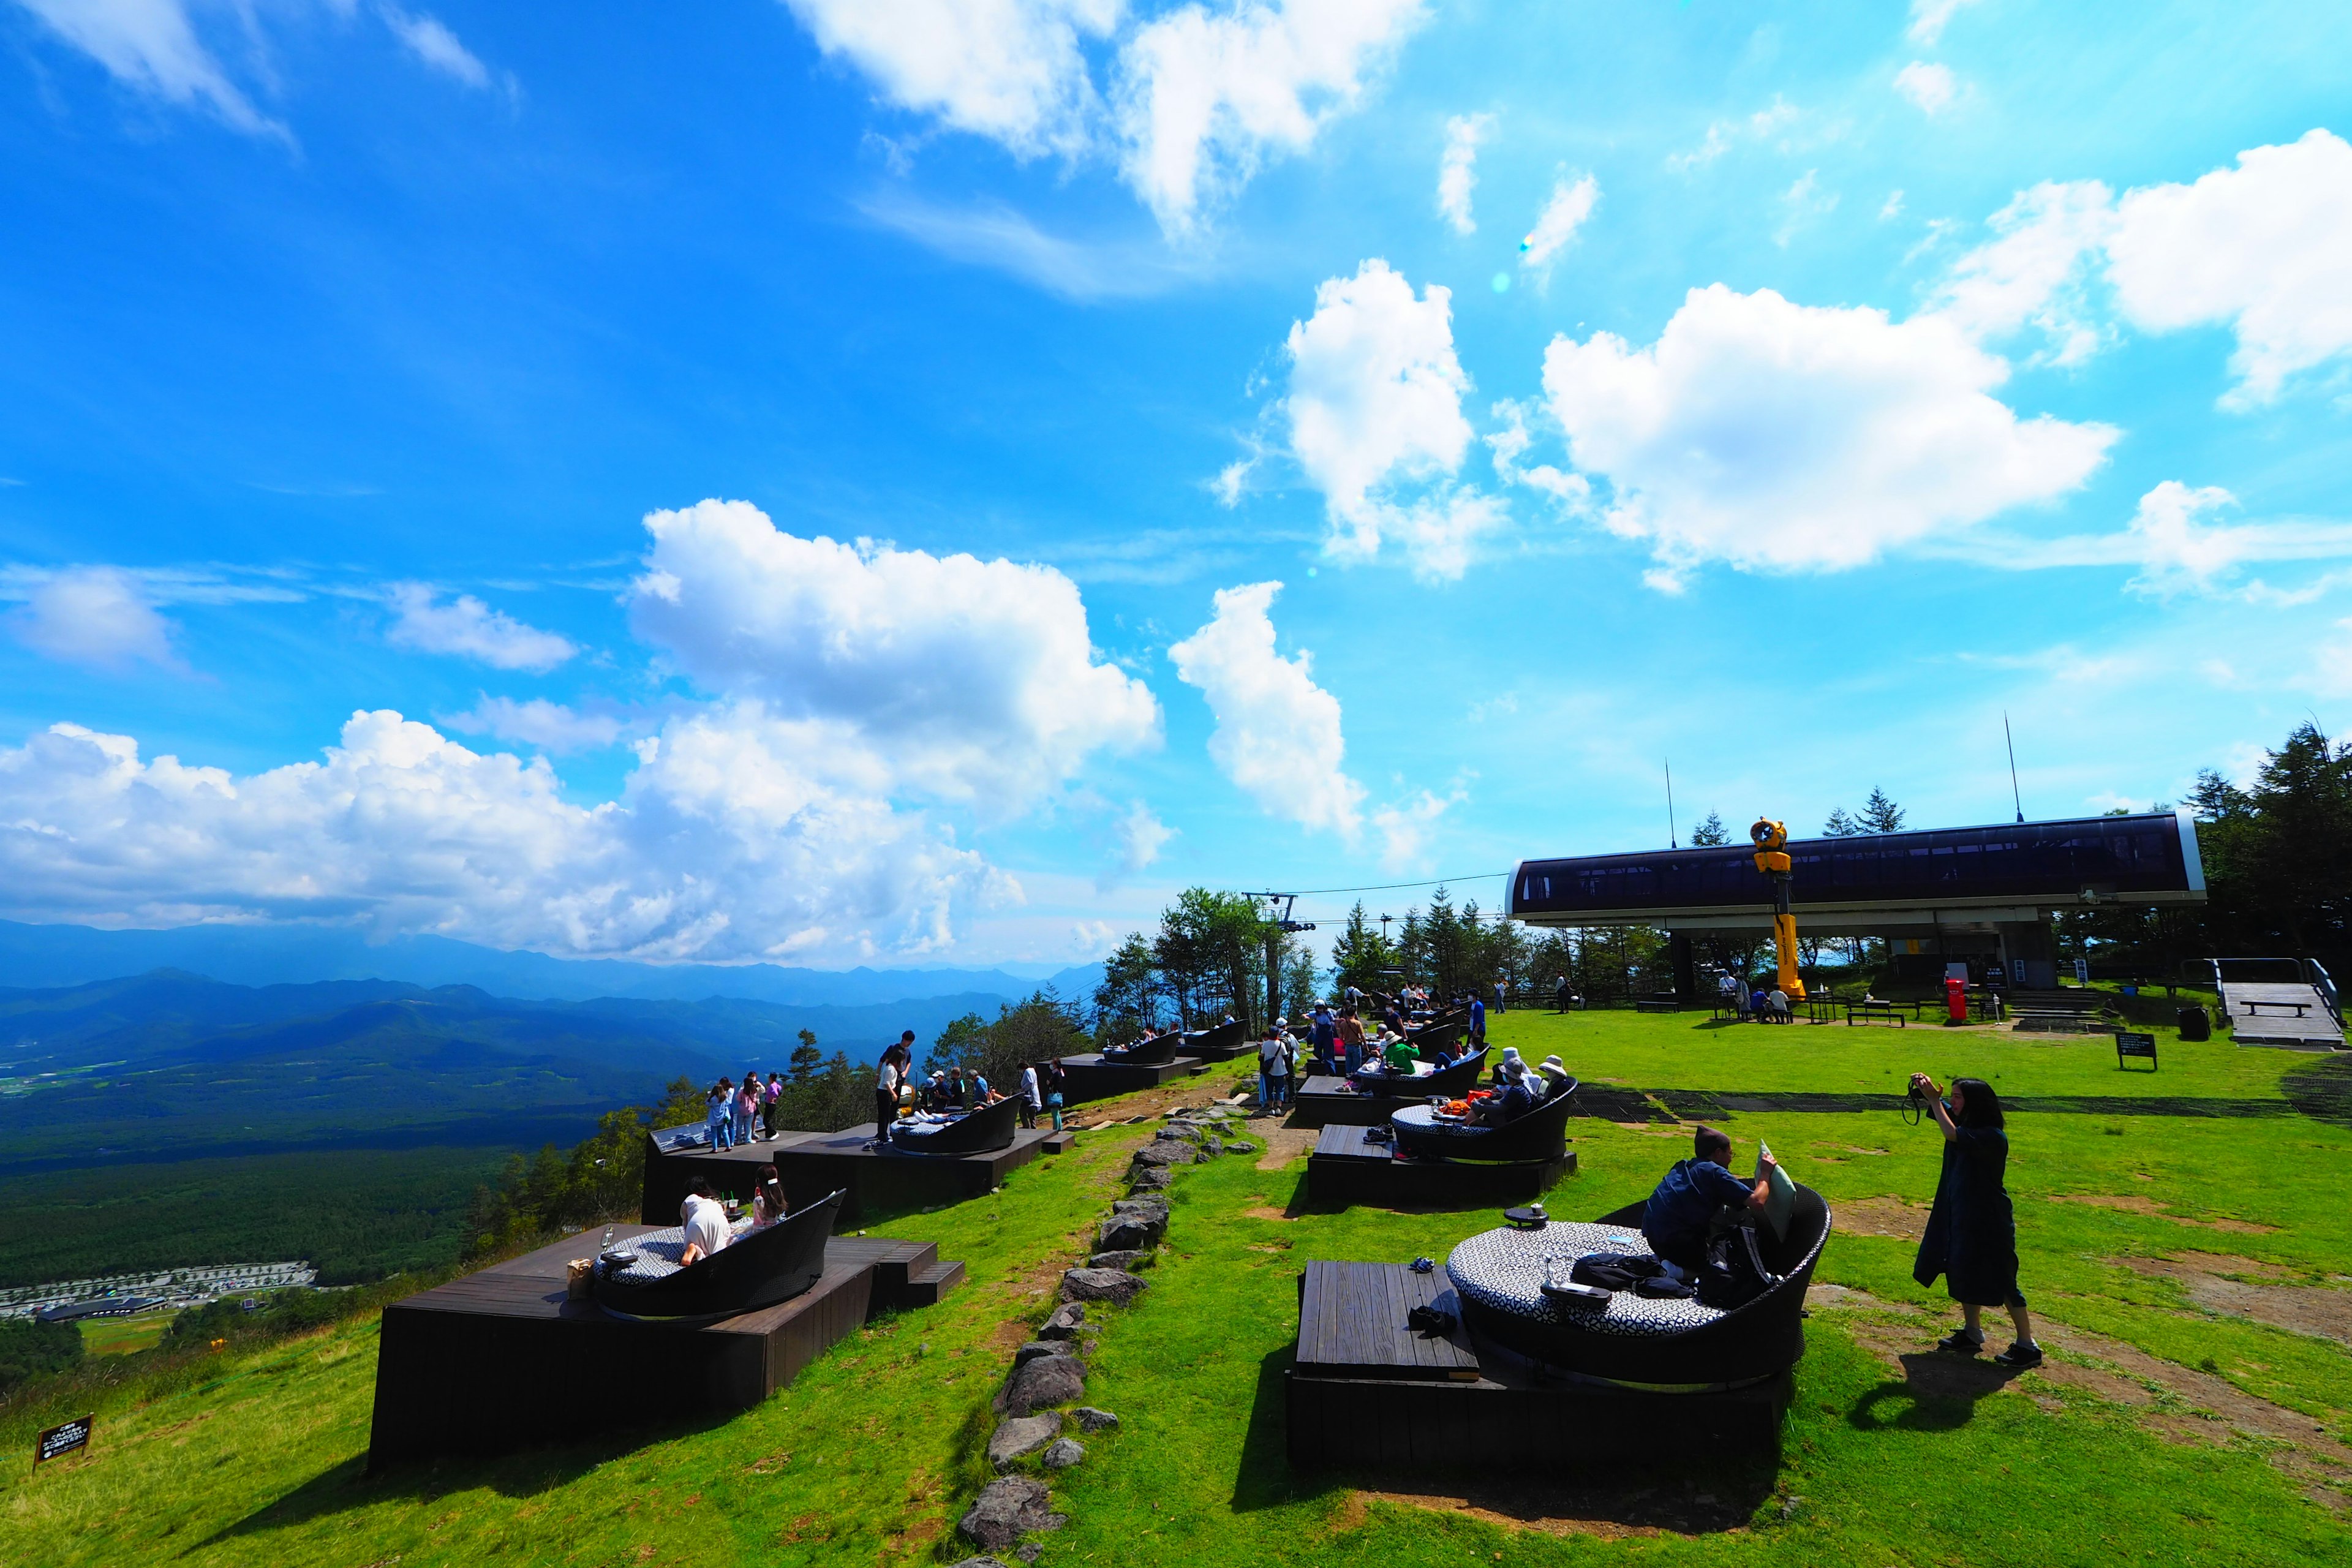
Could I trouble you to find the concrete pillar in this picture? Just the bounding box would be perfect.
[1997,921,2057,989]
[1669,931,1697,1000]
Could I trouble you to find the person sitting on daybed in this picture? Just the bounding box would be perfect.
[1479,1057,1539,1124]
[679,1178,733,1266]
[751,1165,788,1227]
[1640,1126,1776,1278]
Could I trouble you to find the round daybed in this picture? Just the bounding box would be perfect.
[1405,1017,1467,1053]
[1178,1019,1247,1057]
[1443,1185,1831,1389]
[1351,1046,1491,1101]
[886,1094,1020,1155]
[594,1189,846,1321]
[1389,1080,1578,1162]
[1101,1031,1182,1066]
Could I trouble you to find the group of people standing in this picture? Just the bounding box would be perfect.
[868,1031,1066,1150]
[704,1070,785,1150]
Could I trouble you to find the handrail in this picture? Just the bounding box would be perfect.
[2308,959,2343,1031]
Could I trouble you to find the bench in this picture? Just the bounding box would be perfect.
[1845,1001,1905,1028]
[1634,998,1683,1014]
[2115,1030,2158,1071]
[2010,989,2115,1033]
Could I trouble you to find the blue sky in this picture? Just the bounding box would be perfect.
[1,0,2348,967]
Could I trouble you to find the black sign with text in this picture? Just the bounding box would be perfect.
[2116,1031,2157,1059]
[37,1414,92,1464]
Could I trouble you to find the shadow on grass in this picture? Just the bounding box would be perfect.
[1846,1352,2022,1433]
[185,1411,741,1554]
[1230,1343,1341,1514]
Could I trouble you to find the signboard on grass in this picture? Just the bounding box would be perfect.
[37,1415,92,1464]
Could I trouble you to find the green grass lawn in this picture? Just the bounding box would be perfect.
[75,1310,174,1359]
[4,1012,2347,1567]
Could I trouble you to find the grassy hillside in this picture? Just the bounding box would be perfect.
[4,1012,2348,1566]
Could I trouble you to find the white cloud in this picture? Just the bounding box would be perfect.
[1114,0,1425,235]
[1281,259,1501,578]
[858,192,1211,300]
[1957,480,2352,595]
[1880,189,1905,221]
[14,0,282,136]
[1776,169,1837,246]
[1486,400,1591,511]
[1101,800,1174,887]
[628,499,1158,812]
[1370,786,1455,872]
[1518,173,1598,278]
[1538,284,2118,583]
[379,5,494,92]
[1907,0,1983,47]
[1928,179,2116,364]
[6,567,184,674]
[2105,128,2352,406]
[0,708,1008,962]
[1893,61,1959,115]
[440,696,628,754]
[782,0,1120,157]
[1169,581,1364,840]
[1666,97,1799,173]
[1436,111,1490,234]
[2313,622,2352,698]
[386,584,577,673]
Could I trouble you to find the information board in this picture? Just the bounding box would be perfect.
[37,1414,92,1464]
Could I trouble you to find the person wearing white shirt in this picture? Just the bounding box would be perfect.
[679,1180,731,1266]
[1019,1063,1041,1129]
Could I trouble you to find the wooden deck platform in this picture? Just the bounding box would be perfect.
[1057,1052,1205,1103]
[1287,1076,1408,1129]
[1305,1124,1574,1208]
[641,1124,1073,1226]
[2222,981,2345,1049]
[1284,1261,1790,1468]
[368,1226,964,1469]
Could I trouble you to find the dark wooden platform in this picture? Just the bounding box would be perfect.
[1305,1124,1574,1207]
[368,1226,964,1468]
[1058,1052,1204,1103]
[1285,1262,1790,1468]
[1287,1076,1406,1128]
[641,1123,1073,1226]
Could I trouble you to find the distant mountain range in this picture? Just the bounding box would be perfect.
[0,920,1107,1012]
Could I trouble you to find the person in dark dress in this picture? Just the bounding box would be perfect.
[1910,1073,2040,1368]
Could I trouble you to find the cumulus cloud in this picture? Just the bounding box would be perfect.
[440,696,629,754]
[1966,481,2352,597]
[1926,179,2115,364]
[1436,111,1490,234]
[386,584,577,673]
[628,499,1159,812]
[1168,581,1364,840]
[782,0,1423,235]
[2105,129,2352,406]
[6,567,184,674]
[1114,0,1426,234]
[1281,259,1502,577]
[783,0,1118,157]
[1100,800,1174,888]
[0,709,1007,961]
[1893,61,1959,115]
[1907,0,1983,47]
[1538,284,2117,584]
[1518,174,1599,279]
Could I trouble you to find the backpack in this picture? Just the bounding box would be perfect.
[1694,1217,1782,1310]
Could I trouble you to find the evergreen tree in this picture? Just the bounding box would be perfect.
[1689,810,1731,846]
[790,1028,822,1082]
[1823,807,1860,837]
[1091,932,1159,1046]
[1860,788,1907,834]
[1329,900,1396,997]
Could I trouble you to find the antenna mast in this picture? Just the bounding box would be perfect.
[1665,759,1678,848]
[2003,713,2024,824]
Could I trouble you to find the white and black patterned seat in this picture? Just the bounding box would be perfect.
[1446,1223,1725,1338]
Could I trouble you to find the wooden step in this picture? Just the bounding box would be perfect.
[901,1259,966,1307]
[1041,1131,1077,1154]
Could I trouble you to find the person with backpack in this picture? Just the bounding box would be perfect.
[1042,1058,1067,1131]
[1910,1073,2041,1369]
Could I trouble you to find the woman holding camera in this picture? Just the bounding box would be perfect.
[1909,1072,2041,1369]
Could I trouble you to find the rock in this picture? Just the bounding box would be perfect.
[1087,1249,1153,1272]
[950,1558,1013,1568]
[1012,1339,1078,1365]
[1060,1267,1148,1306]
[1155,1124,1203,1144]
[1038,1302,1086,1340]
[1130,1141,1194,1169]
[1127,1166,1174,1191]
[987,1412,1063,1469]
[1096,1212,1164,1252]
[1017,1548,1043,1565]
[1200,1136,1223,1157]
[1111,1196,1170,1221]
[1226,1139,1257,1154]
[1072,1406,1120,1433]
[958,1478,1064,1552]
[999,1352,1087,1416]
[1041,1438,1085,1469]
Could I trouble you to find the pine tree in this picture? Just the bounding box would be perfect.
[1860,788,1907,834]
[1689,810,1730,846]
[1823,807,1859,837]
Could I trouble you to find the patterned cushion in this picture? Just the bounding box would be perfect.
[605,1219,749,1285]
[1446,1223,1726,1338]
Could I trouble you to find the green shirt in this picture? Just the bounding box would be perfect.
[1384,1040,1420,1072]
